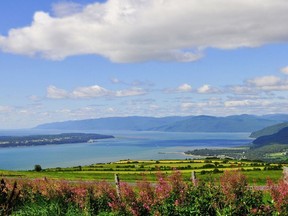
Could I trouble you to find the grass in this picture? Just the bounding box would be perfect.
[1,159,286,184]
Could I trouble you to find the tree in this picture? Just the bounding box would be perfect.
[34,164,42,172]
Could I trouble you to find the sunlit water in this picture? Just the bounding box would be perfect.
[0,129,253,170]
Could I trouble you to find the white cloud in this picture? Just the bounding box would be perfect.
[72,85,109,98]
[197,84,220,94]
[224,100,250,107]
[229,86,257,95]
[177,83,192,92]
[52,2,84,17]
[46,85,69,99]
[46,84,146,99]
[246,75,288,91]
[224,99,271,107]
[115,88,146,97]
[247,76,281,87]
[281,66,288,75]
[1,0,288,62]
[180,99,222,111]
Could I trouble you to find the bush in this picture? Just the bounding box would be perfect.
[267,178,288,214]
[4,170,288,215]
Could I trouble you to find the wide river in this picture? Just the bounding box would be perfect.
[0,130,252,170]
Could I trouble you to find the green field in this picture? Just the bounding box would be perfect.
[0,159,286,185]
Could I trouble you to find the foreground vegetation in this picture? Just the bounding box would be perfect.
[1,169,288,216]
[1,159,287,215]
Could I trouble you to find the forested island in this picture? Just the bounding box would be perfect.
[0,133,114,148]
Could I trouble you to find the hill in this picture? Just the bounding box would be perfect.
[35,116,189,131]
[250,122,288,138]
[252,126,288,147]
[150,114,281,132]
[34,114,285,133]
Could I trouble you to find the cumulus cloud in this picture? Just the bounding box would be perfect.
[72,85,109,98]
[46,84,146,99]
[1,0,288,62]
[197,84,220,94]
[246,75,288,91]
[165,83,193,94]
[247,76,281,87]
[52,2,84,17]
[47,85,69,99]
[177,83,192,92]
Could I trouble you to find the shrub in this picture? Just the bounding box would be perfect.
[6,169,288,215]
[0,179,21,215]
[219,170,264,215]
[267,178,288,214]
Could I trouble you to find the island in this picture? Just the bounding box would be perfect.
[0,133,114,148]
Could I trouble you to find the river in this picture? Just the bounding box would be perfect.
[0,129,252,170]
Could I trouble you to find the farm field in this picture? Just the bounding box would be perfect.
[1,159,285,185]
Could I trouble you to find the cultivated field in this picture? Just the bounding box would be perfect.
[1,159,285,185]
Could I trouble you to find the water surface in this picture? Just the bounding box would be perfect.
[0,130,252,170]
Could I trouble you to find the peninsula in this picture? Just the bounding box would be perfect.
[0,133,114,148]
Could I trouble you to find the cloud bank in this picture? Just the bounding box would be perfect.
[46,85,146,99]
[1,0,288,62]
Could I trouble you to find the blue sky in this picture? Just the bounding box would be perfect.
[1,0,288,129]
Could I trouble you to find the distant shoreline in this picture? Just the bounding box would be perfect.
[0,133,114,148]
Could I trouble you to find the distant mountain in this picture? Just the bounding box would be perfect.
[250,122,288,138]
[35,116,190,131]
[252,126,288,147]
[261,114,288,122]
[34,114,286,133]
[150,114,281,132]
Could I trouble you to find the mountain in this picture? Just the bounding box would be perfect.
[252,126,288,147]
[150,114,281,132]
[35,116,190,131]
[250,122,288,138]
[35,114,284,133]
[261,114,288,122]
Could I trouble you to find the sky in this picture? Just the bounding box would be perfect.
[1,0,288,129]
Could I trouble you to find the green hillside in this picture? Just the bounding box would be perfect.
[253,126,288,147]
[250,122,288,138]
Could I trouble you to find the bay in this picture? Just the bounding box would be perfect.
[0,130,252,170]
